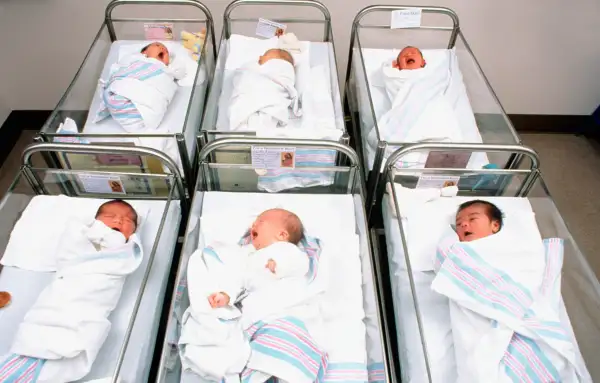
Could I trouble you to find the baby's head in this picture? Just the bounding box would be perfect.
[141,42,170,65]
[455,200,503,242]
[250,208,303,250]
[95,199,138,241]
[393,46,426,70]
[258,48,294,66]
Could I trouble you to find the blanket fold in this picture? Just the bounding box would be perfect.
[431,227,587,382]
[179,245,251,382]
[367,50,467,169]
[242,317,328,383]
[228,60,302,131]
[4,220,143,382]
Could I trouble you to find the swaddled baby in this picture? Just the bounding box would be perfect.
[93,42,187,132]
[178,208,317,381]
[208,208,308,308]
[228,48,302,131]
[7,199,142,383]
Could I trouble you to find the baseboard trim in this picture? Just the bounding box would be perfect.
[0,110,51,167]
[508,113,592,135]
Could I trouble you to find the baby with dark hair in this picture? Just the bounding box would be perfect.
[95,199,138,241]
[455,200,503,242]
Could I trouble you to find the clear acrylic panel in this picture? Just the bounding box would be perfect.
[196,140,362,195]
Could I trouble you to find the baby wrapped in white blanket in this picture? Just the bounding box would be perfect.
[431,200,590,382]
[367,46,466,168]
[179,208,328,383]
[0,200,143,383]
[228,48,302,131]
[93,42,186,135]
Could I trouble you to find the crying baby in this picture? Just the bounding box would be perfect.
[94,199,138,241]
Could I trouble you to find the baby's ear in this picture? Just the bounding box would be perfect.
[277,230,289,241]
[391,60,399,69]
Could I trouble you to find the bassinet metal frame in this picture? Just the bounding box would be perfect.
[153,137,396,382]
[343,5,523,213]
[198,0,350,157]
[378,142,599,383]
[2,142,186,383]
[36,0,218,197]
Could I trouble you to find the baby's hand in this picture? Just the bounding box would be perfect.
[208,292,230,308]
[266,259,277,274]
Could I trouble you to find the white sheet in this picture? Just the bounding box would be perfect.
[82,40,207,170]
[176,192,379,382]
[0,195,181,383]
[381,190,587,383]
[213,36,344,135]
[357,47,489,172]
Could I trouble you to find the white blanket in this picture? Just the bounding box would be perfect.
[367,49,476,169]
[228,59,302,131]
[431,227,589,382]
[92,54,185,151]
[7,220,143,382]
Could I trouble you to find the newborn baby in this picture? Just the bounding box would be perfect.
[208,208,308,308]
[258,48,294,66]
[392,46,427,70]
[94,41,185,132]
[228,48,301,131]
[141,42,171,65]
[95,199,138,241]
[455,200,503,242]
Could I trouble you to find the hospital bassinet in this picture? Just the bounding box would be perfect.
[0,143,186,382]
[344,5,523,212]
[198,0,349,193]
[377,143,600,383]
[153,137,395,382]
[36,0,218,197]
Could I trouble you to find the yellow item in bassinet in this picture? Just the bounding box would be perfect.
[181,29,206,61]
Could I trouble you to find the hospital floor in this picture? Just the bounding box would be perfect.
[1,130,599,277]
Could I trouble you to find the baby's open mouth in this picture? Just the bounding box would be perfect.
[111,227,121,233]
[464,231,473,237]
[407,58,415,64]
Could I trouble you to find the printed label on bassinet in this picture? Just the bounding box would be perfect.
[416,175,460,189]
[256,18,287,38]
[77,174,127,195]
[390,8,422,29]
[251,146,296,169]
[144,23,174,40]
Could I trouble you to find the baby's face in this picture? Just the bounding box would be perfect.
[394,47,426,70]
[250,210,287,250]
[455,204,500,242]
[96,204,137,240]
[143,42,170,65]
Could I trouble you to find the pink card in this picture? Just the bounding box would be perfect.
[144,23,174,40]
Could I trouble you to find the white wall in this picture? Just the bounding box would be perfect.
[0,0,599,115]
